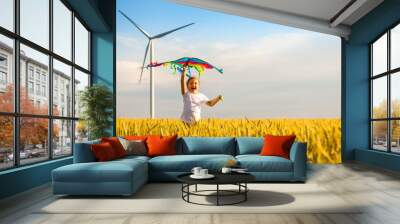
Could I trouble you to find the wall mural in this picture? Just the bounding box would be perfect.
[117,118,341,164]
[116,0,342,164]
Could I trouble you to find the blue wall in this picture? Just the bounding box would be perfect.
[0,158,72,199]
[92,32,116,135]
[0,0,116,200]
[92,0,116,135]
[69,0,116,134]
[343,0,400,171]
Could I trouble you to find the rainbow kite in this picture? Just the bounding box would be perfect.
[147,57,223,77]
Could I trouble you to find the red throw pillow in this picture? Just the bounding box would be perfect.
[101,137,127,158]
[260,135,296,159]
[146,135,177,157]
[91,142,117,161]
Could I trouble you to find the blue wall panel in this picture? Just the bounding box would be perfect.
[92,33,114,88]
[90,0,116,135]
[343,44,370,160]
[344,0,400,171]
[0,158,72,199]
[92,32,115,136]
[355,149,400,172]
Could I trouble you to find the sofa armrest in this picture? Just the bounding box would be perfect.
[289,142,307,182]
[73,140,100,163]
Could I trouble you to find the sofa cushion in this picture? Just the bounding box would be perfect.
[236,155,293,172]
[53,159,147,183]
[180,137,236,155]
[149,154,235,172]
[236,137,263,155]
[115,155,150,163]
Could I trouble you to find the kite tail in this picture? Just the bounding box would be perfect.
[215,68,223,74]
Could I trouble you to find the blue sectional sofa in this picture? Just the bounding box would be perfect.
[52,137,307,196]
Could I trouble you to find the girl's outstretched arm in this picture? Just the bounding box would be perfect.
[206,95,223,107]
[181,65,187,96]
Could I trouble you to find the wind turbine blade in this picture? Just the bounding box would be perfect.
[152,22,194,39]
[118,10,151,38]
[139,41,151,83]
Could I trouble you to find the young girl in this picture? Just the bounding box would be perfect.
[180,65,223,124]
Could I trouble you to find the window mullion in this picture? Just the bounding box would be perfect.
[13,0,21,167]
[370,45,373,149]
[48,0,54,160]
[71,10,76,154]
[388,30,391,152]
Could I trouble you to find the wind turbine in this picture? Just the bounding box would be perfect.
[119,10,194,119]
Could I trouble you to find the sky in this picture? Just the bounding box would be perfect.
[116,0,341,119]
[371,29,400,112]
[0,0,89,71]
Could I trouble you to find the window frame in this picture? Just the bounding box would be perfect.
[370,20,400,154]
[0,0,92,171]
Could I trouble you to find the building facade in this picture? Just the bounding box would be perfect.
[0,41,75,153]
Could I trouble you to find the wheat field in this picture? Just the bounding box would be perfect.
[117,118,341,164]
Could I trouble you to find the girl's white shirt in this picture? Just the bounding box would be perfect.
[181,91,209,123]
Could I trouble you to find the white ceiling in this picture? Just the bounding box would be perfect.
[170,0,384,38]
[227,0,352,22]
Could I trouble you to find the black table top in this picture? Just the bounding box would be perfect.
[177,172,255,185]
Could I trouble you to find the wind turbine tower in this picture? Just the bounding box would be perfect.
[119,10,194,118]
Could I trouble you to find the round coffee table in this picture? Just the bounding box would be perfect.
[177,173,255,206]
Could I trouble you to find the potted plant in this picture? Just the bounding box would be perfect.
[79,84,113,140]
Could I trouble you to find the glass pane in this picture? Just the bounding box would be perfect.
[372,33,387,76]
[0,34,14,112]
[53,0,72,60]
[391,120,400,153]
[0,0,14,31]
[392,24,400,70]
[0,116,13,170]
[372,121,388,151]
[75,120,88,143]
[20,44,49,115]
[20,117,49,165]
[20,0,49,49]
[53,59,72,117]
[74,69,89,117]
[391,72,400,117]
[53,119,72,157]
[372,77,387,119]
[74,18,89,70]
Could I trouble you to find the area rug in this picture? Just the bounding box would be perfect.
[37,183,362,214]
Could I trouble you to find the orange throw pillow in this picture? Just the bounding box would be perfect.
[101,137,127,158]
[146,135,177,157]
[91,142,117,161]
[260,135,296,159]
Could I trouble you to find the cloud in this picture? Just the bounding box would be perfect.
[117,31,341,118]
[117,35,140,48]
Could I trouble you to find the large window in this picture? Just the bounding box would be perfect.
[371,23,400,153]
[0,0,14,32]
[0,0,91,170]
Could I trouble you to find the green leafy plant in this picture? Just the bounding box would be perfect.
[79,84,113,140]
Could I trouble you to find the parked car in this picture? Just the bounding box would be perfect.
[8,150,32,160]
